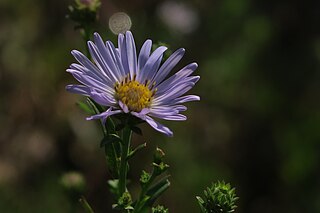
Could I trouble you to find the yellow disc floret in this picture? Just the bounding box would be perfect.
[114,76,155,112]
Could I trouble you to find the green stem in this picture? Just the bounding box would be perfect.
[134,172,156,212]
[79,196,94,213]
[118,126,132,196]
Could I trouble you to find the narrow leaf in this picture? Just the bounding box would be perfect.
[127,143,147,160]
[146,179,170,206]
[79,196,94,213]
[77,101,94,114]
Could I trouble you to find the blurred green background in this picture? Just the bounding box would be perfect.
[0,0,319,212]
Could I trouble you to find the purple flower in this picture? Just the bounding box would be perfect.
[66,31,200,136]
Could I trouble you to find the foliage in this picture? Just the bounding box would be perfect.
[197,181,238,213]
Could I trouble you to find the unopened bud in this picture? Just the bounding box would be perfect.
[75,0,101,11]
[153,147,165,164]
[140,170,151,184]
[153,162,169,176]
[152,205,169,213]
[118,191,132,207]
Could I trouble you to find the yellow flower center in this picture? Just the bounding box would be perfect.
[114,77,156,112]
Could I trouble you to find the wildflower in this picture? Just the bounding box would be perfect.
[66,31,199,136]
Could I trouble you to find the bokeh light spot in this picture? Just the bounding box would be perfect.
[108,12,132,35]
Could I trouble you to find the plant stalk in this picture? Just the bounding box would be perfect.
[118,126,132,196]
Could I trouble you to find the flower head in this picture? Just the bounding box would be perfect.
[66,31,200,136]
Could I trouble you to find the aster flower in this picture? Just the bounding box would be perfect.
[66,31,199,136]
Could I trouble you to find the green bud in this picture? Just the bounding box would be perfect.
[153,162,169,176]
[113,191,133,210]
[152,205,169,213]
[75,0,101,11]
[119,191,132,206]
[140,170,151,184]
[153,147,165,164]
[196,181,238,213]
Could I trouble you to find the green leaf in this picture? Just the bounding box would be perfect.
[146,179,170,206]
[77,101,94,114]
[104,136,121,177]
[105,116,116,135]
[115,123,125,131]
[100,134,122,148]
[196,196,207,213]
[130,125,143,135]
[85,98,108,135]
[136,195,150,212]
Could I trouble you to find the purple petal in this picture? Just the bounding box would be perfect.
[156,62,198,94]
[125,31,138,78]
[71,50,112,82]
[153,48,185,85]
[67,68,113,90]
[138,39,152,72]
[69,71,113,94]
[86,109,122,123]
[173,95,200,104]
[145,116,173,137]
[70,63,110,83]
[149,106,179,117]
[90,90,116,106]
[87,41,112,79]
[105,40,126,78]
[118,33,130,76]
[156,114,187,121]
[93,33,123,81]
[153,81,196,104]
[119,101,129,113]
[172,105,187,111]
[137,46,167,83]
[131,109,150,120]
[155,76,200,100]
[106,41,125,81]
[66,85,91,96]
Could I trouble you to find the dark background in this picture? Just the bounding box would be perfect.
[0,0,319,212]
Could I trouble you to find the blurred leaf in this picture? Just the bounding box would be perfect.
[77,101,94,114]
[108,179,119,196]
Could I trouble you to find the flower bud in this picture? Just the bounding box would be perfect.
[153,147,165,164]
[75,0,101,11]
[113,191,133,210]
[153,162,169,176]
[152,205,169,213]
[140,170,151,185]
[118,191,132,207]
